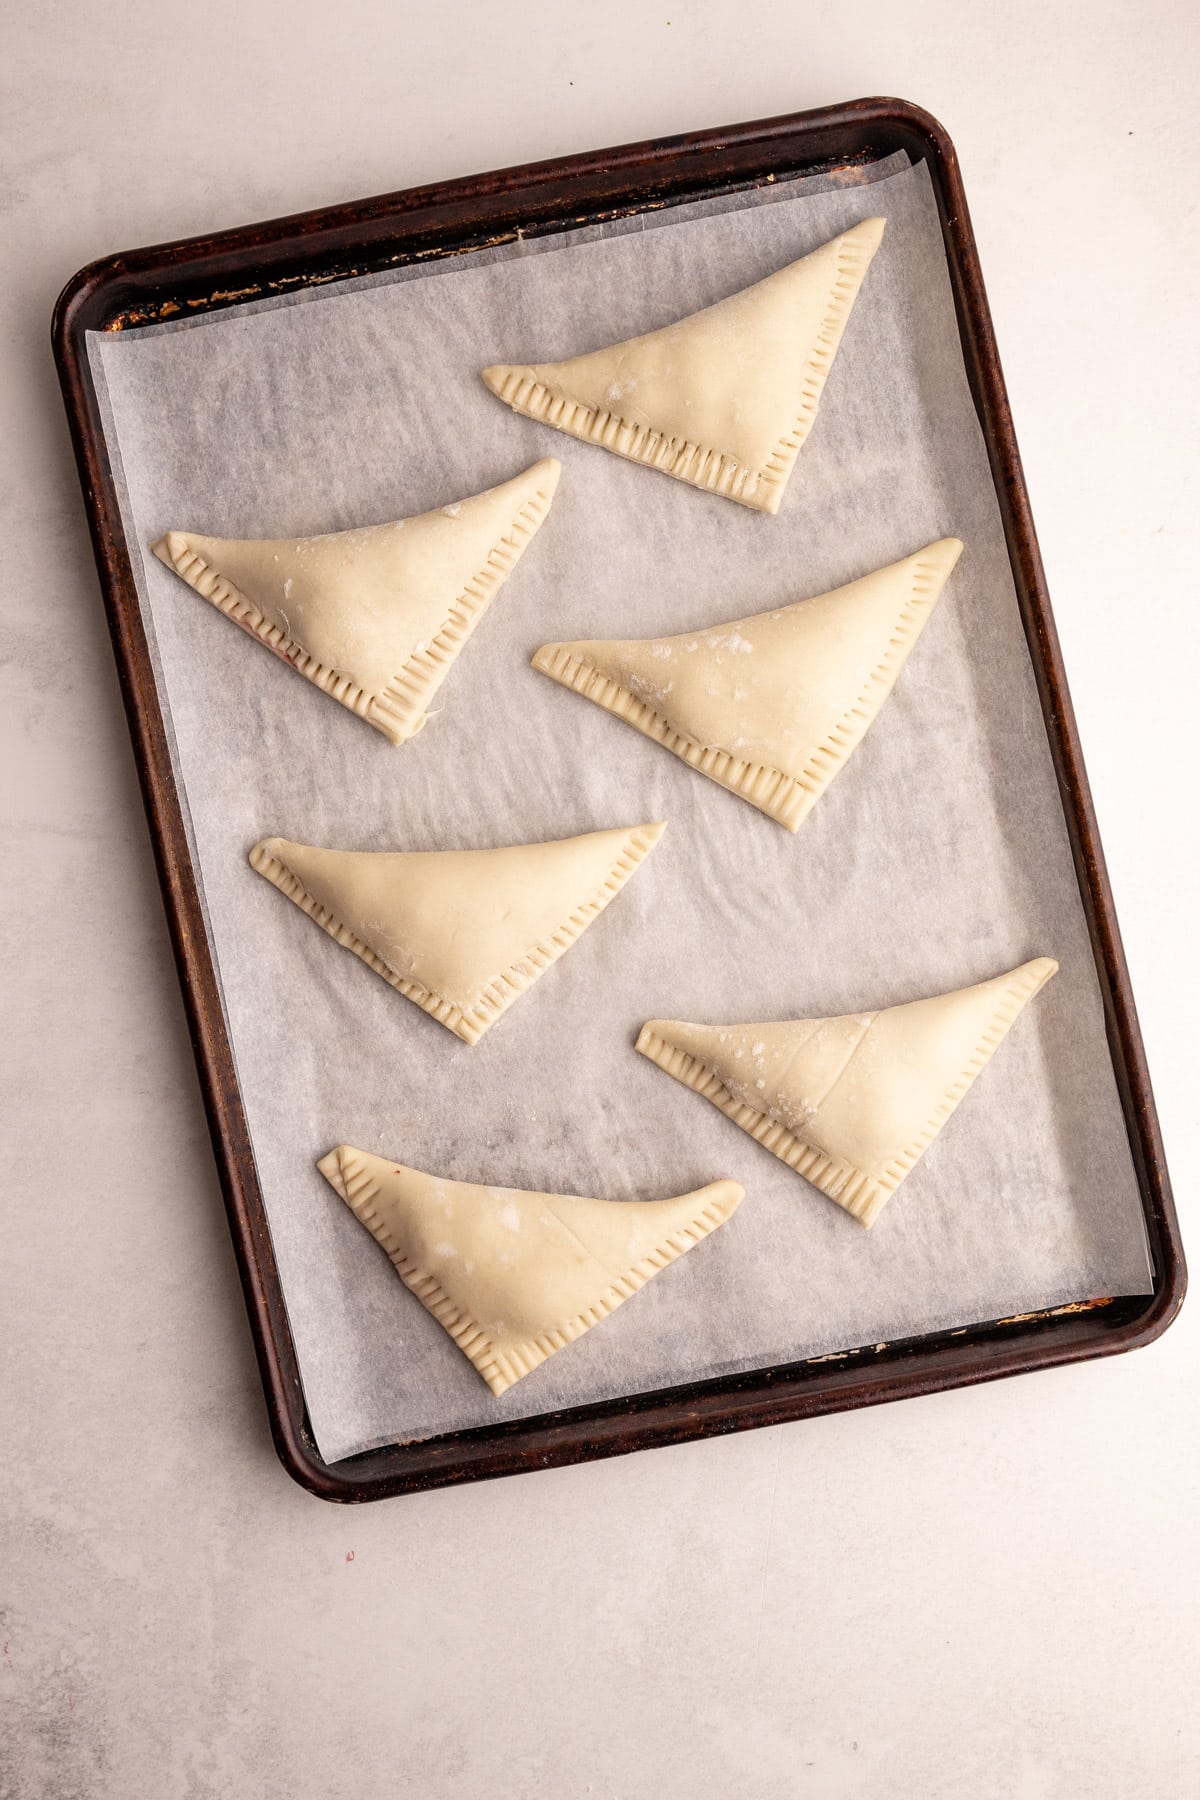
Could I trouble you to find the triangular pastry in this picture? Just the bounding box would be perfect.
[318,1145,743,1396]
[251,822,664,1044]
[482,218,884,513]
[534,539,963,831]
[151,458,560,744]
[637,958,1058,1227]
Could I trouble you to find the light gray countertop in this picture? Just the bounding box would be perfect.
[3,4,1196,1795]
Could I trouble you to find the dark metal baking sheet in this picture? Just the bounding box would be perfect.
[52,98,1184,1501]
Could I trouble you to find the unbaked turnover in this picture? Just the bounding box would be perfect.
[638,958,1058,1227]
[482,219,885,513]
[318,1145,743,1396]
[152,458,560,744]
[250,823,664,1044]
[534,538,963,830]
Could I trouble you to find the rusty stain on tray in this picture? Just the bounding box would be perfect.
[802,1296,1114,1367]
[187,284,263,308]
[995,1296,1114,1325]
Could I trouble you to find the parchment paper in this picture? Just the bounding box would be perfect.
[90,154,1151,1462]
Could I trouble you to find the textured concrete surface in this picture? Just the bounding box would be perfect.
[2,4,1197,1796]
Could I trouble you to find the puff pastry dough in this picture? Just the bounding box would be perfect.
[534,538,963,831]
[151,458,560,744]
[319,1145,743,1396]
[482,218,884,512]
[251,822,664,1044]
[638,958,1057,1227]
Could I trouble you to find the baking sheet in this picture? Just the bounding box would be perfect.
[90,153,1152,1463]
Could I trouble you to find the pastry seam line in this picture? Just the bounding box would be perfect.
[637,1025,889,1225]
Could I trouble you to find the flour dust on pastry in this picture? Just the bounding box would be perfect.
[250,822,664,1044]
[482,218,884,513]
[534,538,962,831]
[151,458,560,744]
[638,958,1057,1227]
[319,1145,743,1396]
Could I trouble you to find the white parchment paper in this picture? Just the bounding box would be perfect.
[90,154,1151,1462]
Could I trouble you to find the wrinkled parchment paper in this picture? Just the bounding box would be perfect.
[90,153,1151,1461]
